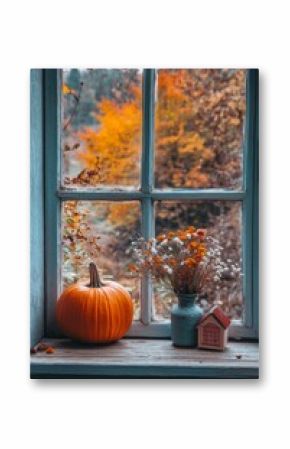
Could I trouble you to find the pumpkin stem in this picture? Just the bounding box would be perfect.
[89,262,104,288]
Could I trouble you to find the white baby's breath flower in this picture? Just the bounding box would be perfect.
[172,237,183,246]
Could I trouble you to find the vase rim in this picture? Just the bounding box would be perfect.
[176,292,199,297]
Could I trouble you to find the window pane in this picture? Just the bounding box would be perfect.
[62,201,141,320]
[61,69,142,189]
[155,69,246,189]
[154,201,243,321]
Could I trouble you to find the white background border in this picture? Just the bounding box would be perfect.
[0,1,287,448]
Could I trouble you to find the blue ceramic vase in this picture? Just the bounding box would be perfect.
[171,293,203,347]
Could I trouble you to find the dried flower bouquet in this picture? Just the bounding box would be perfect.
[129,227,241,295]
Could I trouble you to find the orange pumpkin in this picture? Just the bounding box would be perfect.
[56,263,133,343]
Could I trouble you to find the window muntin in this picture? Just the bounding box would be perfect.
[44,68,257,339]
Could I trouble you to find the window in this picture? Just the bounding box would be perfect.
[40,68,258,340]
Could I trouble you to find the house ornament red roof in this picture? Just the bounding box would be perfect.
[199,305,231,329]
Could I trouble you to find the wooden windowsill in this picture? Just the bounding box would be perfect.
[30,338,259,379]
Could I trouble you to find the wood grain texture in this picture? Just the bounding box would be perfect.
[44,69,61,336]
[31,338,259,379]
[243,69,259,330]
[58,189,245,201]
[30,69,44,346]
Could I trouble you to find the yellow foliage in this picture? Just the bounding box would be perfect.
[107,202,139,227]
[62,83,72,95]
[78,97,141,186]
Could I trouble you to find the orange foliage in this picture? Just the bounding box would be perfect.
[155,70,215,188]
[78,88,141,187]
[107,202,139,227]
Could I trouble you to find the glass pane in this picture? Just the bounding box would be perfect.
[155,69,246,189]
[154,201,243,321]
[62,201,141,320]
[61,69,142,189]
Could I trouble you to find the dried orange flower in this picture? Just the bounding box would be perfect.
[168,257,177,267]
[153,255,163,265]
[196,228,207,239]
[177,232,188,241]
[157,234,166,242]
[189,241,198,250]
[184,258,196,267]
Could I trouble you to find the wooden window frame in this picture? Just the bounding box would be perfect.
[30,68,259,346]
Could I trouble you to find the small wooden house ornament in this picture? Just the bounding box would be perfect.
[197,306,231,351]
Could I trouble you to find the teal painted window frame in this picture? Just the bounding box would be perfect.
[30,69,259,345]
